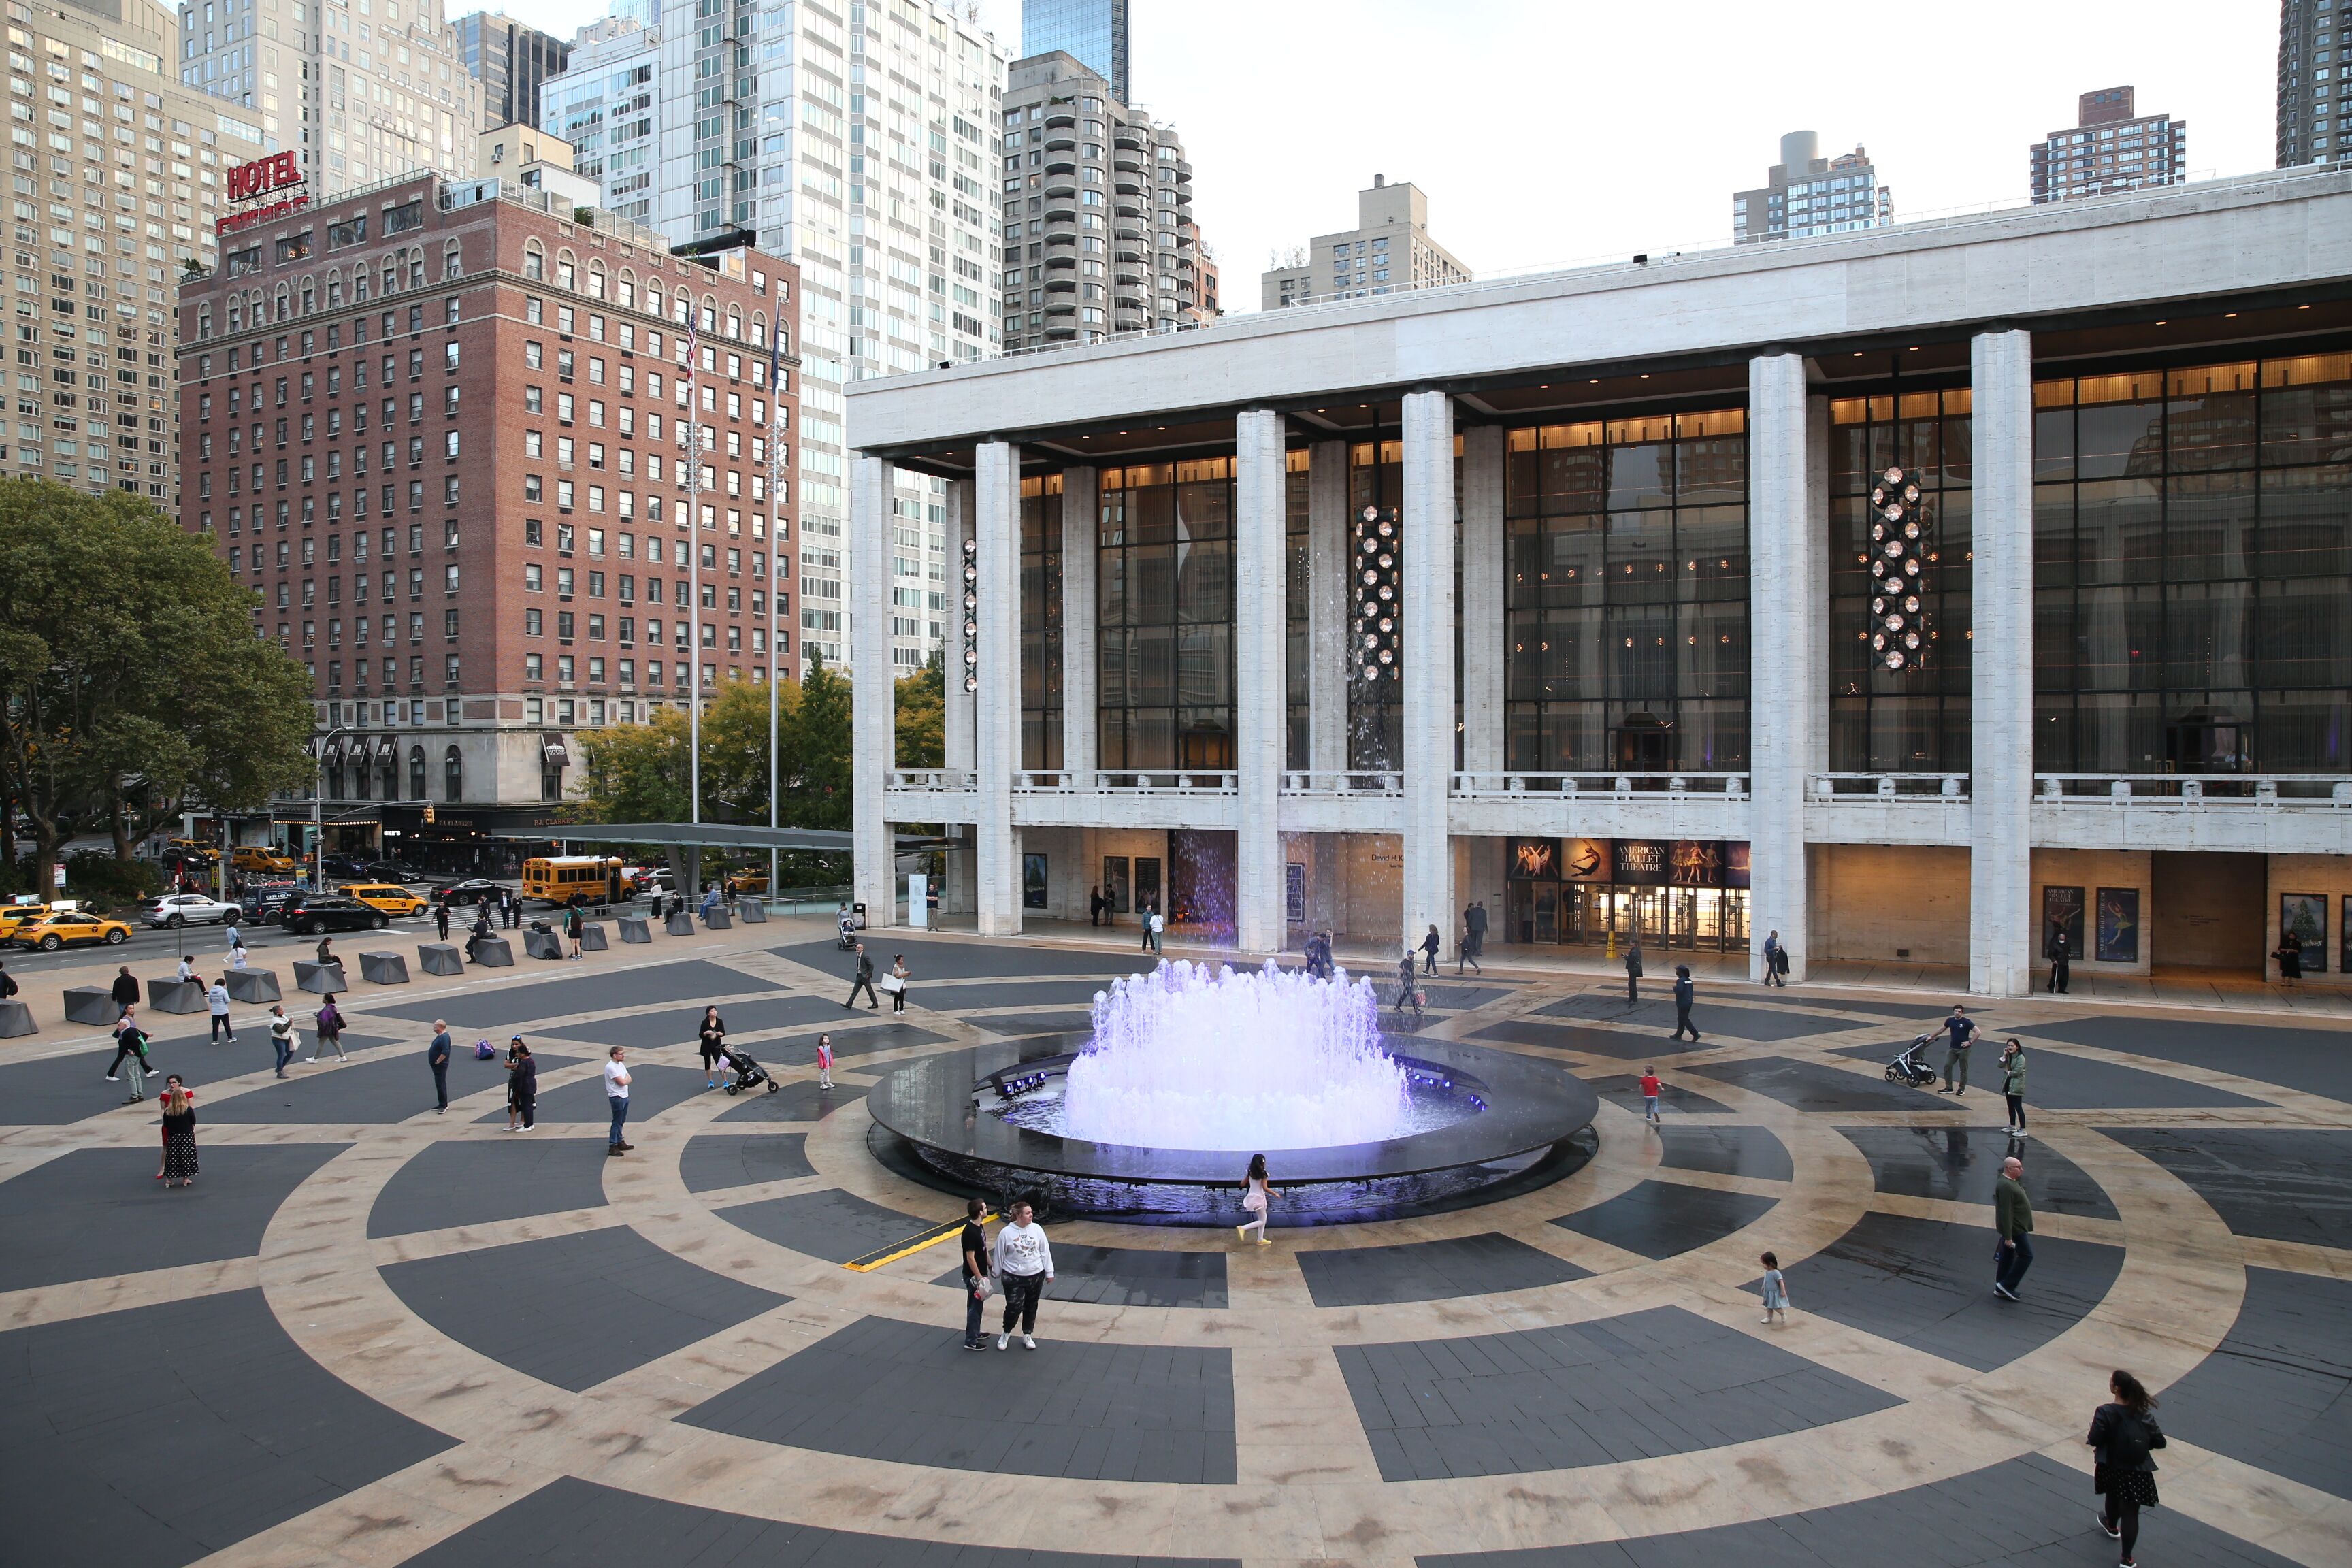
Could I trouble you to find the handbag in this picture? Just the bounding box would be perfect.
[878,973,904,994]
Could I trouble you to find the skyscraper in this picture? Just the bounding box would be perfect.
[2031,88,2188,203]
[1731,131,1893,244]
[1260,176,1470,310]
[1022,0,1127,104]
[2278,0,2350,167]
[454,11,571,131]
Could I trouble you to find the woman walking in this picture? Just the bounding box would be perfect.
[990,1199,1056,1350]
[887,953,911,1014]
[310,994,348,1064]
[696,1005,728,1088]
[2089,1369,2166,1568]
[1420,923,1441,976]
[157,1076,199,1188]
[1236,1153,1273,1245]
[1999,1039,2029,1137]
[505,1039,538,1131]
[267,1004,297,1078]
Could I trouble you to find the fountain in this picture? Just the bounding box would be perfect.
[868,959,1599,1224]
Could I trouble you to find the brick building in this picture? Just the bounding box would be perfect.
[177,167,798,864]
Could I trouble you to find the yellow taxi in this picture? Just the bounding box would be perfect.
[12,908,132,950]
[723,866,768,896]
[337,882,429,917]
[0,902,54,942]
[233,845,297,875]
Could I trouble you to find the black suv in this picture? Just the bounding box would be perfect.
[278,891,389,936]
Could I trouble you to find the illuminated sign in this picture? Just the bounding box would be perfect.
[227,151,303,202]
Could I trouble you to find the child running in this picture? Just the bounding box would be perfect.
[1639,1066,1663,1126]
[1236,1153,1272,1245]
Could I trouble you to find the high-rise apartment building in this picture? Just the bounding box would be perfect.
[2279,0,2351,167]
[0,0,263,502]
[1731,131,1893,244]
[1022,0,1126,105]
[454,10,568,131]
[177,0,484,198]
[1260,174,1469,310]
[1000,50,1195,348]
[536,14,654,224]
[2031,87,2187,203]
[176,170,796,858]
[1183,222,1216,322]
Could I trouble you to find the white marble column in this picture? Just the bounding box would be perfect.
[1746,355,1815,981]
[849,452,896,929]
[1235,410,1287,954]
[1460,424,1505,776]
[1058,466,1099,783]
[1400,391,1456,955]
[1970,329,2035,997]
[973,440,1023,938]
[1307,438,1349,774]
[942,478,975,779]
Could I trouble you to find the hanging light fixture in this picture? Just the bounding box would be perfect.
[1350,502,1404,682]
[961,537,980,693]
[1867,464,1931,671]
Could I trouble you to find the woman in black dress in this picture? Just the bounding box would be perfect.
[697,1005,728,1088]
[158,1076,199,1188]
[2088,1368,2166,1567]
[505,1040,538,1130]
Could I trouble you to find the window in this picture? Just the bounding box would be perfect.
[442,745,463,802]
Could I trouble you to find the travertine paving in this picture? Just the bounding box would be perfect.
[3,924,2349,1567]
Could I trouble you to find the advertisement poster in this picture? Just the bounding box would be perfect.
[1022,853,1048,910]
[1614,840,1669,884]
[906,872,928,929]
[2281,892,2328,974]
[1668,840,1722,886]
[2095,886,2140,964]
[1563,838,1612,881]
[1721,840,1752,889]
[1102,856,1130,914]
[2042,885,2085,959]
[1509,838,1559,880]
[1285,862,1306,924]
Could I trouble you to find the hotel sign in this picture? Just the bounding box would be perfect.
[218,151,309,237]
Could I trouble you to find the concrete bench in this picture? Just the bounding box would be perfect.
[702,907,733,930]
[470,935,514,966]
[417,943,465,977]
[736,900,767,924]
[63,987,118,1026]
[293,960,348,994]
[578,923,610,951]
[0,999,35,1036]
[665,911,697,936]
[223,968,282,1003]
[618,916,653,944]
[358,951,410,984]
[523,930,564,961]
[145,977,206,1013]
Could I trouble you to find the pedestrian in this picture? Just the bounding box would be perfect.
[1089,885,1103,928]
[603,1045,633,1156]
[505,1038,538,1130]
[1994,1152,2035,1301]
[990,1198,1055,1350]
[0,959,14,1005]
[1139,901,1154,952]
[315,934,336,966]
[1394,951,1423,1020]
[1420,923,1441,976]
[206,977,234,1043]
[887,953,911,1014]
[696,1004,727,1088]
[1640,1065,1663,1126]
[926,879,941,924]
[2274,930,2304,982]
[565,904,583,959]
[105,1004,156,1083]
[2047,926,2072,994]
[815,1032,836,1090]
[1940,1004,1977,1094]
[958,1198,992,1350]
[427,1019,451,1112]
[1624,938,1644,1003]
[1761,929,1788,987]
[1671,964,1701,1041]
[157,1075,199,1188]
[265,1003,299,1077]
[1759,1250,1789,1326]
[1999,1039,2029,1137]
[1236,1152,1273,1245]
[434,900,451,942]
[229,928,248,969]
[1149,904,1165,953]
[110,965,140,1019]
[2089,1369,2166,1568]
[1456,917,1482,975]
[310,993,348,1064]
[845,941,879,1009]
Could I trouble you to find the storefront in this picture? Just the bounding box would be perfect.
[1505,837,1750,951]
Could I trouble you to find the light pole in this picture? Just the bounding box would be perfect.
[766,324,786,906]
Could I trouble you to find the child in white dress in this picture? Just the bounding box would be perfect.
[1236,1152,1271,1245]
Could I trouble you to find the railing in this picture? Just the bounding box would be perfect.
[887,769,973,790]
[2036,774,2352,806]
[1084,770,1237,794]
[1454,772,1747,799]
[1283,770,1403,796]
[1812,773,1970,800]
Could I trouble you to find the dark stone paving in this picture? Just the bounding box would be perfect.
[1715,991,1980,1024]
[1774,1212,2125,1372]
[1655,1125,1793,1181]
[1582,1074,1733,1116]
[1470,1019,1714,1060]
[380,1224,787,1393]
[911,979,1122,1012]
[933,1243,1229,1309]
[0,1144,346,1293]
[1296,1232,1589,1308]
[402,1475,1241,1567]
[973,1011,1096,1038]
[1550,1181,1777,1260]
[1534,994,1854,1043]
[0,1039,388,1125]
[1826,1040,2268,1109]
[755,1022,952,1063]
[366,1137,611,1238]
[0,1288,455,1568]
[1686,1055,1940,1113]
[680,1314,1237,1484]
[680,1132,815,1193]
[716,1079,867,1122]
[539,994,845,1051]
[363,960,779,1028]
[2160,1267,2352,1501]
[718,1188,937,1264]
[494,1062,713,1126]
[1416,1451,2298,1567]
[1335,1305,1900,1482]
[1835,1126,2119,1220]
[207,1047,570,1124]
[2101,1127,2352,1251]
[773,936,1160,981]
[2016,1013,2352,1104]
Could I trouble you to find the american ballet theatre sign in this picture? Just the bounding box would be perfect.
[218,151,308,237]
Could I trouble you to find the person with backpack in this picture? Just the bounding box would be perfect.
[105,1004,156,1083]
[310,993,348,1064]
[2088,1369,2166,1568]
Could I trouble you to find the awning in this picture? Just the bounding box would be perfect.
[320,736,345,766]
[376,735,399,762]
[541,736,570,768]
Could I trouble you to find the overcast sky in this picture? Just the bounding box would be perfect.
[492,0,2281,310]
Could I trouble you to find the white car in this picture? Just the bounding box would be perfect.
[143,892,242,928]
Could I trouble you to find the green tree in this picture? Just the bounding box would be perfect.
[571,704,697,888]
[789,653,852,830]
[895,651,944,768]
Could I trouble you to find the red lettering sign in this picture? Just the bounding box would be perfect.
[227,151,304,203]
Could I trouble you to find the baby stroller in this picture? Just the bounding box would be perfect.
[1886,1034,1939,1088]
[721,1043,779,1096]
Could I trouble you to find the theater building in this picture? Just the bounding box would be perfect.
[847,168,2352,994]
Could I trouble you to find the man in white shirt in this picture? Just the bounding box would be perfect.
[604,1045,634,1156]
[989,1199,1056,1351]
[206,978,234,1043]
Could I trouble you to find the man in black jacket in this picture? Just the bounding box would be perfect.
[1671,964,1701,1041]
[845,941,879,1009]
[110,965,140,1019]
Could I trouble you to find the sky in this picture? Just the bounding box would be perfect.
[487,0,2281,310]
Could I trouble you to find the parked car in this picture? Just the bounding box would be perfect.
[142,892,242,928]
[278,891,390,936]
[364,860,424,884]
[319,855,371,881]
[336,883,429,917]
[431,878,505,906]
[11,909,132,949]
[238,882,300,924]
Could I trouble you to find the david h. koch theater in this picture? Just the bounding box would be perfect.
[846,168,2352,996]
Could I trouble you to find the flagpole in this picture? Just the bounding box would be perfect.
[766,319,784,902]
[686,303,702,892]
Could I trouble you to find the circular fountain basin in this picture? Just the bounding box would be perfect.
[867,1036,1599,1223]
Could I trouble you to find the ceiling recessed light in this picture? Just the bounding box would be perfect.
[1908,346,1920,352]
[2156,320,2167,325]
[2299,304,2313,310]
[1639,373,1650,379]
[2225,312,2238,319]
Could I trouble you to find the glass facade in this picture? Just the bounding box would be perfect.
[1019,476,1064,772]
[1284,451,1311,770]
[2034,355,2352,774]
[1503,412,1750,772]
[1096,459,1236,770]
[1829,390,1974,772]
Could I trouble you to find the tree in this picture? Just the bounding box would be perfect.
[571,704,697,889]
[895,651,944,769]
[790,653,852,830]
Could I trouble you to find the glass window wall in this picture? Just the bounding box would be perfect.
[1019,474,1063,772]
[1097,458,1235,771]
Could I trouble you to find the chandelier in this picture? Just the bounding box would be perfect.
[1352,504,1403,682]
[1867,464,1930,672]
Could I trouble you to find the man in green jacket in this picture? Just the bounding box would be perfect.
[1994,1154,2034,1301]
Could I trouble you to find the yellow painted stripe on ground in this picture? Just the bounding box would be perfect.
[842,1209,993,1272]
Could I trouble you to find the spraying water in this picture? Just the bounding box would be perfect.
[1061,960,1414,1152]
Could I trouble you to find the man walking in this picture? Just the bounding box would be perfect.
[1624,939,1644,1004]
[1994,1154,2035,1300]
[958,1197,991,1350]
[110,965,140,1019]
[434,899,451,942]
[603,1045,633,1156]
[1671,964,1701,1041]
[1139,902,1155,953]
[1940,1004,1978,1094]
[845,941,879,1010]
[2046,926,2070,994]
[105,1006,156,1082]
[427,1019,451,1113]
[1761,930,1788,987]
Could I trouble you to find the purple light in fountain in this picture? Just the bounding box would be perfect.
[1061,960,1413,1152]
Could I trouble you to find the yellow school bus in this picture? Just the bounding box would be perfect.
[522,855,631,906]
